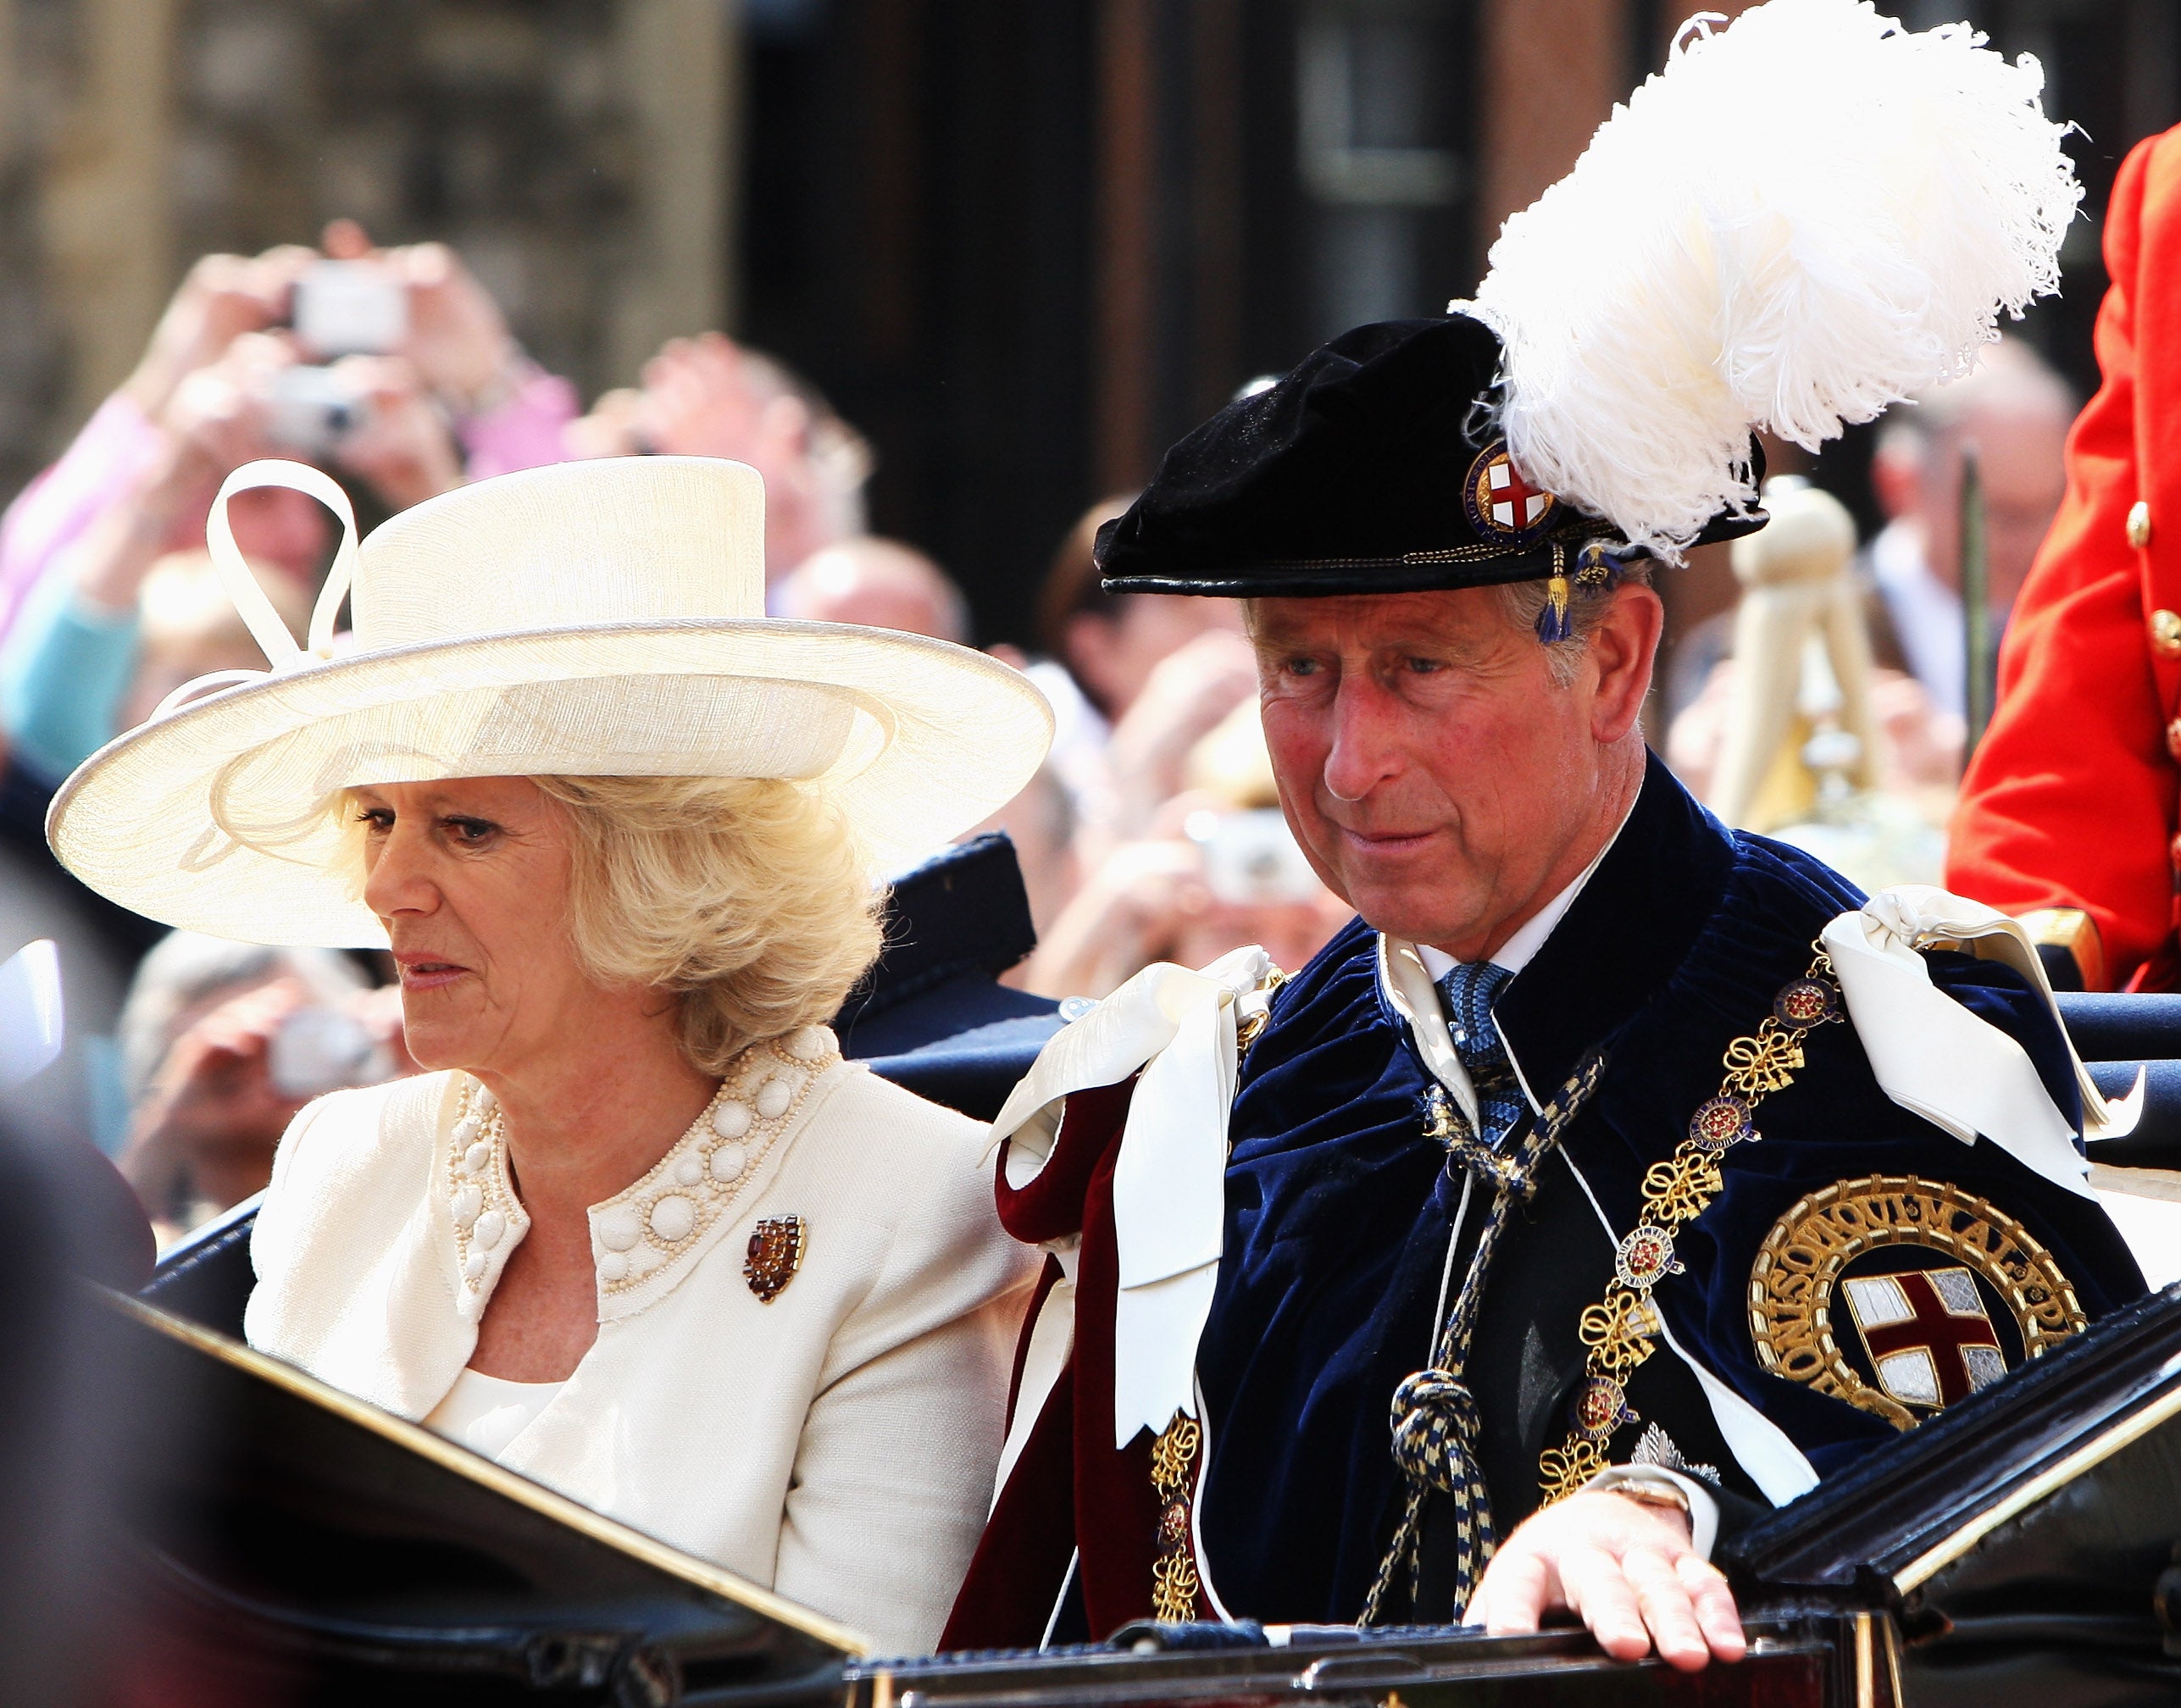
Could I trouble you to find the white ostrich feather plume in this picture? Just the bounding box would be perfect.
[1462,0,2079,560]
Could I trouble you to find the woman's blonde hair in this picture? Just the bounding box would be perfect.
[342,774,884,1075]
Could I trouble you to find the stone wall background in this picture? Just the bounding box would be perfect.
[0,0,735,502]
[0,0,2169,646]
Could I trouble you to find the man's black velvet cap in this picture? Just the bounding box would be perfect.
[1096,314,1765,598]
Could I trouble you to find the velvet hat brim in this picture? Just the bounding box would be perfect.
[1095,315,1764,599]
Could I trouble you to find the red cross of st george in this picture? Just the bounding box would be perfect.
[1489,458,1551,527]
[1859,1271,2001,1406]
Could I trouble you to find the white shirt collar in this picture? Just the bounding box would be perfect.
[1415,799,1632,985]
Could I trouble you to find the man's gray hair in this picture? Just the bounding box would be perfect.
[1496,559,1656,687]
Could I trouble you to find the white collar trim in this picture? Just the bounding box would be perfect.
[1414,806,1627,985]
[1400,796,1634,1114]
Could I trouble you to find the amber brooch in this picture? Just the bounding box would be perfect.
[745,1215,807,1303]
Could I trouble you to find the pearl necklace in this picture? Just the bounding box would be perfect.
[445,1025,841,1302]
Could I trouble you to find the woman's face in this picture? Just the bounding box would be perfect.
[353,777,599,1082]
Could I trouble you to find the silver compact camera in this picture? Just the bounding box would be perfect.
[262,363,372,458]
[1187,808,1324,907]
[260,259,408,456]
[291,259,407,358]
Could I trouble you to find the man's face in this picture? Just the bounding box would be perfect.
[1068,593,1245,719]
[1891,404,2071,610]
[1249,588,1634,960]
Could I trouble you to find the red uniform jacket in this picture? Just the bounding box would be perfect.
[1949,126,2181,991]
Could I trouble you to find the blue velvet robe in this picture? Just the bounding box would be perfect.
[1192,756,2147,1624]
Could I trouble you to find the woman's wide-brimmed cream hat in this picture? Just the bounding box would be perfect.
[47,457,1052,947]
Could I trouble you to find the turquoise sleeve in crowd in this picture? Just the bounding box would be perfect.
[0,568,140,780]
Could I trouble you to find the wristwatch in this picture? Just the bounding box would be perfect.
[1582,1464,1716,1558]
[1603,1478,1690,1520]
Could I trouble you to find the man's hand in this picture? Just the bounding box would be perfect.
[1464,1489,1745,1672]
[70,331,295,614]
[320,220,527,418]
[120,977,313,1243]
[390,239,524,417]
[1021,838,1207,999]
[159,330,293,476]
[636,332,788,463]
[329,354,464,512]
[635,333,851,572]
[120,247,313,420]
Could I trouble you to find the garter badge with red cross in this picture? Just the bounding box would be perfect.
[1462,441,1562,545]
[1571,1374,1636,1443]
[1841,1267,2005,1410]
[1772,978,1840,1029]
[1688,1094,1756,1152]
[1749,1174,2087,1430]
[1614,1223,1684,1289]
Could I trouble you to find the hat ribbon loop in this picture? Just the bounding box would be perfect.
[147,668,275,723]
[205,459,360,669]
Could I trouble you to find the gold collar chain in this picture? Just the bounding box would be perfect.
[1538,948,1842,1504]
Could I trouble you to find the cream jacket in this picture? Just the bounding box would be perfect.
[244,1027,1038,1655]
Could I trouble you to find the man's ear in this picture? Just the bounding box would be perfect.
[1587,582,1663,745]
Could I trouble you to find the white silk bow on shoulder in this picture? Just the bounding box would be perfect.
[1818,884,2139,1201]
[987,946,1279,1449]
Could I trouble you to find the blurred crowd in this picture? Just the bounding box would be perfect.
[0,222,2079,1250]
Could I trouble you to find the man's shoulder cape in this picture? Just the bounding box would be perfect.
[946,757,2148,1645]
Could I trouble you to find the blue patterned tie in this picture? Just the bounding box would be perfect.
[1437,962,1523,1148]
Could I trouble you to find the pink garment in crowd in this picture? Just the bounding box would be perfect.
[455,364,581,482]
[0,396,169,642]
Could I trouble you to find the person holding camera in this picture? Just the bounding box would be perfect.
[113,932,408,1248]
[0,225,579,786]
[1022,697,1351,999]
[0,230,581,1168]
